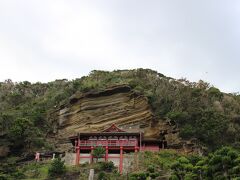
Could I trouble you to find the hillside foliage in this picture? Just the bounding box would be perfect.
[1,69,240,155]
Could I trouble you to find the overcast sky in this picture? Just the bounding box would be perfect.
[0,0,239,93]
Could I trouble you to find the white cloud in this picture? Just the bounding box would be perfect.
[0,0,239,93]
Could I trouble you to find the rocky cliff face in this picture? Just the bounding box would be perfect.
[54,85,184,151]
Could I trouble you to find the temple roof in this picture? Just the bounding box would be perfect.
[68,124,141,141]
[102,124,125,133]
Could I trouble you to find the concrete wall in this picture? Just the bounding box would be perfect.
[63,152,136,174]
[108,154,120,167]
[64,153,92,165]
[123,153,135,174]
[80,153,91,164]
[63,152,75,165]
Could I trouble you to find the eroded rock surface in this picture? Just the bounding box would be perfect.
[55,85,183,151]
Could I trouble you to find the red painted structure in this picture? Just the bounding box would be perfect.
[69,124,165,174]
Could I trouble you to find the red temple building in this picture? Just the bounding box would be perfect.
[69,124,166,174]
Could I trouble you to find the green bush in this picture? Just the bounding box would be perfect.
[147,165,155,173]
[149,172,160,179]
[208,87,223,100]
[129,172,147,180]
[93,147,106,162]
[167,111,189,124]
[48,158,66,177]
[0,173,10,180]
[100,161,115,172]
[169,174,179,180]
[98,171,108,180]
[11,171,25,179]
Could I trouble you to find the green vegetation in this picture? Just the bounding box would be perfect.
[141,150,180,170]
[1,69,240,178]
[98,171,108,180]
[78,161,120,180]
[99,161,115,172]
[134,150,180,179]
[93,147,106,162]
[1,148,240,179]
[48,158,66,178]
[169,147,240,179]
[128,147,240,179]
[1,69,240,154]
[0,157,25,180]
[4,160,79,180]
[22,162,50,180]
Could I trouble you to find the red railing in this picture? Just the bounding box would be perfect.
[78,139,138,147]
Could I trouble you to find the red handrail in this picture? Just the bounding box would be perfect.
[79,139,137,146]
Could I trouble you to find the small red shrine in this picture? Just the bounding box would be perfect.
[69,124,165,174]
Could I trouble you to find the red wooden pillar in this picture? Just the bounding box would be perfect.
[135,146,138,152]
[78,138,81,164]
[105,146,108,162]
[75,140,77,164]
[75,139,80,165]
[90,146,94,164]
[119,146,123,174]
[135,138,139,152]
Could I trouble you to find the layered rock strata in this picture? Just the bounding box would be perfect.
[55,85,183,151]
